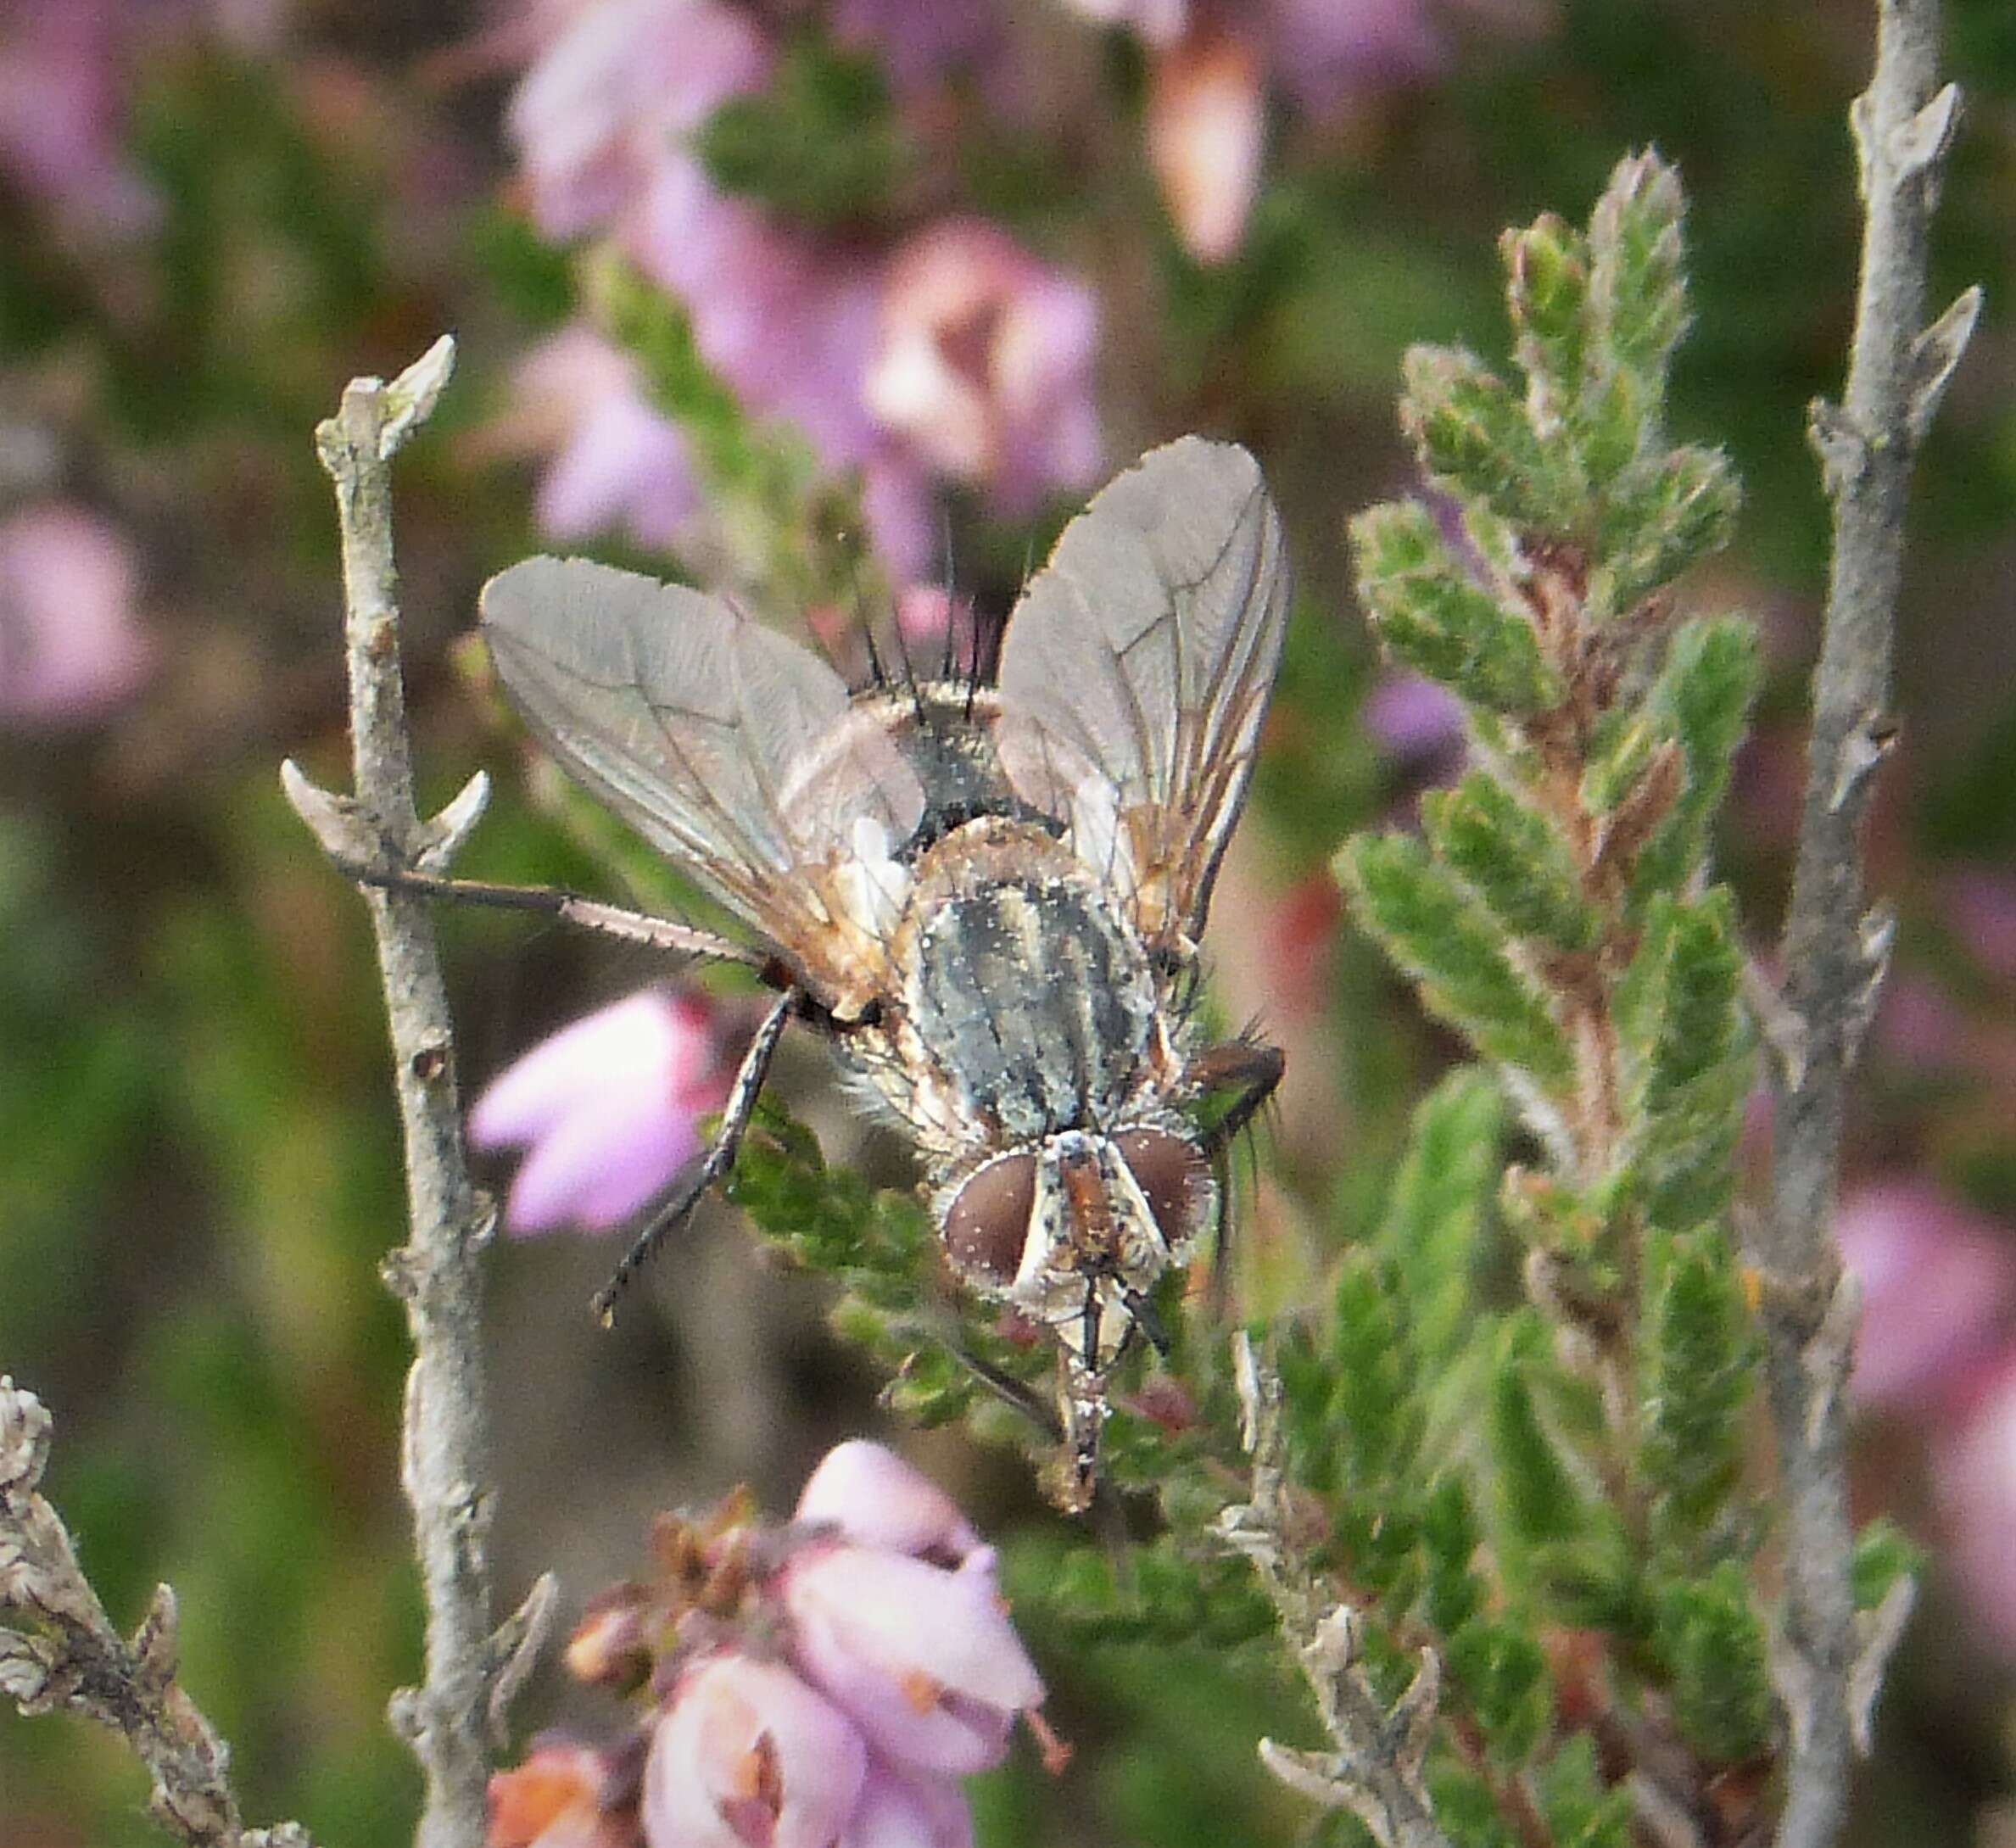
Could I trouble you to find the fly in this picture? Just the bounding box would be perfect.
[371,437,1290,1508]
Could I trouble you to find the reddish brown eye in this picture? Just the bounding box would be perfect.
[943,1153,1038,1286]
[1116,1129,1209,1247]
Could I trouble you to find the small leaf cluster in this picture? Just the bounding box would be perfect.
[1314,152,1787,1840]
[723,1100,1054,1439]
[695,36,914,231]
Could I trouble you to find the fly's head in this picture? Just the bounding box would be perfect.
[935,1123,1217,1508]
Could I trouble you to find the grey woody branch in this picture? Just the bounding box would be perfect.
[1220,1336,1455,1848]
[1757,5,1980,1847]
[0,1378,316,1848]
[283,337,555,1848]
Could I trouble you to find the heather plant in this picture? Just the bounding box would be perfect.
[0,4,1997,1848]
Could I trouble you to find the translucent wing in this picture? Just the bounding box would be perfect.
[994,437,1291,953]
[481,557,925,1006]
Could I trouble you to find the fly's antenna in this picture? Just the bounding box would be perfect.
[861,617,888,690]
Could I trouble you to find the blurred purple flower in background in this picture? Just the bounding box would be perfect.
[1364,672,1466,770]
[0,0,159,239]
[866,219,1101,517]
[1836,1181,2016,1415]
[469,987,729,1235]
[0,503,150,726]
[1935,1362,2016,1651]
[1943,868,2016,984]
[503,2,1105,576]
[1065,0,1545,262]
[497,325,701,553]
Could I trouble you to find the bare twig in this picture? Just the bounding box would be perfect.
[284,338,556,1848]
[1218,1336,1455,1848]
[1756,6,1980,1845]
[0,1379,317,1848]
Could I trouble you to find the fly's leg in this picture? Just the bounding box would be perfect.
[1187,1037,1285,1310]
[1192,1038,1286,1157]
[1046,1355,1109,1515]
[590,987,796,1323]
[349,864,762,969]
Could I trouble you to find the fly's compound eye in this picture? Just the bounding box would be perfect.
[1114,1129,1210,1249]
[943,1152,1038,1287]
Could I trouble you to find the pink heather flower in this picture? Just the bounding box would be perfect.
[0,503,150,725]
[1364,673,1466,768]
[644,1656,868,1848]
[507,0,770,239]
[1147,26,1267,265]
[489,1740,638,1848]
[1934,1360,2016,1651]
[0,0,159,238]
[782,1544,1044,1776]
[866,219,1102,516]
[1836,1181,2016,1414]
[505,325,701,553]
[469,989,728,1235]
[838,1761,974,1848]
[794,1442,983,1565]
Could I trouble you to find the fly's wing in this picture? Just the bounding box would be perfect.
[481,557,926,1005]
[994,437,1291,955]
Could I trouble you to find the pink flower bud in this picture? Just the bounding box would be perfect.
[782,1545,1044,1776]
[643,1656,868,1848]
[794,1443,982,1565]
[470,989,729,1235]
[1147,28,1266,265]
[489,1740,637,1848]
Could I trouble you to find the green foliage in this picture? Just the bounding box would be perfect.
[696,38,913,228]
[1639,1225,1754,1552]
[1421,773,1600,953]
[1851,1521,1925,1613]
[1613,890,1753,1229]
[1654,1562,1774,1764]
[1534,1735,1634,1848]
[1377,1069,1505,1369]
[1335,834,1575,1094]
[1006,1536,1276,1650]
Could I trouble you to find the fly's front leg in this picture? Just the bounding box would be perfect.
[590,987,797,1323]
[1191,1037,1286,1157]
[356,865,762,969]
[1187,1037,1285,1309]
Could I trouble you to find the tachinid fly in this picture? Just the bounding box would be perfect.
[442,437,1289,1507]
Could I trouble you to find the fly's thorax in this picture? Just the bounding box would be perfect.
[935,1124,1217,1368]
[885,818,1179,1148]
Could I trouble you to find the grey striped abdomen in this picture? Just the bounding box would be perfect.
[907,881,1156,1142]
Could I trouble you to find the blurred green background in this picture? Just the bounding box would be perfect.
[3,3,2014,1845]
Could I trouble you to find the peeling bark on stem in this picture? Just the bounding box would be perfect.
[295,338,552,1848]
[1758,8,1979,1846]
[1221,1336,1455,1848]
[0,1380,317,1848]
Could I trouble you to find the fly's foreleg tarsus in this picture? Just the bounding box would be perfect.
[346,863,763,969]
[1190,1037,1286,1158]
[590,986,797,1324]
[1187,1037,1284,1312]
